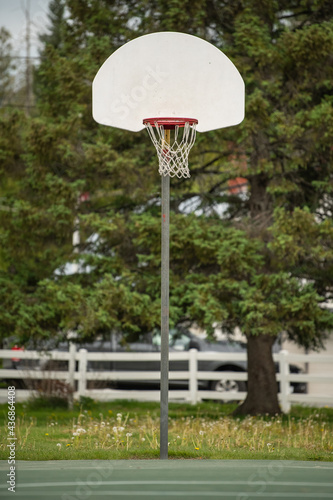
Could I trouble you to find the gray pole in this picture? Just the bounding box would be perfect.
[160,130,170,460]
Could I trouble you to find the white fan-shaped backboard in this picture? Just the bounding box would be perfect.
[92,32,244,133]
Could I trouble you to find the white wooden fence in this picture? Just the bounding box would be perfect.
[1,348,333,412]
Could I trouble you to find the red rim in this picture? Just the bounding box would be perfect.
[143,117,198,130]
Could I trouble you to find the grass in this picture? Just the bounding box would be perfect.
[0,399,332,461]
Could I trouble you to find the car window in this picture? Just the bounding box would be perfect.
[152,329,191,351]
[114,332,154,352]
[136,332,153,344]
[170,331,191,351]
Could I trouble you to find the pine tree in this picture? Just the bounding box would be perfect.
[0,28,15,107]
[39,0,66,52]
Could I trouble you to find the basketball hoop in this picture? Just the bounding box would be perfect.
[93,31,245,460]
[143,118,198,178]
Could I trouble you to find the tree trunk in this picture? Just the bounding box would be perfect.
[233,334,281,416]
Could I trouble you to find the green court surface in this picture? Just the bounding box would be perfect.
[1,460,333,500]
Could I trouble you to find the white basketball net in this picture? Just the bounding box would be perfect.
[144,121,197,178]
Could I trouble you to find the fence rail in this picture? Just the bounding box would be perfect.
[1,348,333,412]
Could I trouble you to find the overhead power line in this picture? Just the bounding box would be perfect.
[0,56,42,60]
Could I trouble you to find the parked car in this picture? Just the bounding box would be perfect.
[8,328,306,395]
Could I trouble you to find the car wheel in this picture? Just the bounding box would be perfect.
[211,377,246,402]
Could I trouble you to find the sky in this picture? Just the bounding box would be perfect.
[0,0,51,58]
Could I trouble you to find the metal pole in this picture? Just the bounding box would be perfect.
[160,129,170,459]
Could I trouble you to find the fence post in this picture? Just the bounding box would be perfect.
[189,348,198,405]
[67,342,76,410]
[279,350,291,413]
[78,348,87,398]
